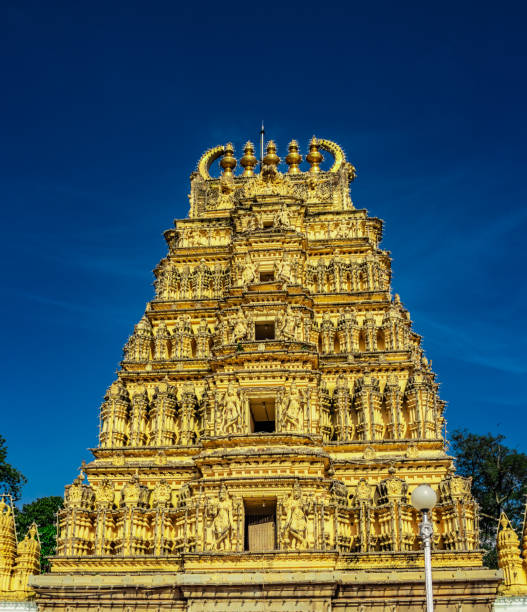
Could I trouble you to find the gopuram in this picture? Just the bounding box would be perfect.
[0,496,40,607]
[32,138,501,610]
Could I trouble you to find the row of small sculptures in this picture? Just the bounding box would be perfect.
[123,305,413,363]
[153,253,389,301]
[99,370,442,448]
[60,480,322,553]
[195,166,353,212]
[171,211,379,251]
[59,474,476,555]
[235,204,371,239]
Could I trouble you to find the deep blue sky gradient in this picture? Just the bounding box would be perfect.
[1,1,526,504]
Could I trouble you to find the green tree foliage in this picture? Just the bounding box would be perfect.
[451,429,527,568]
[0,435,26,501]
[15,496,63,573]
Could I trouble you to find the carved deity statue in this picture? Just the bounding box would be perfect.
[277,305,296,341]
[273,203,291,229]
[231,307,249,343]
[240,255,257,287]
[282,484,308,550]
[275,253,295,286]
[220,381,243,434]
[281,385,303,432]
[245,211,261,232]
[315,259,326,292]
[210,485,234,550]
[320,313,335,354]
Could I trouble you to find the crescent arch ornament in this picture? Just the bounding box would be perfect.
[317,139,346,173]
[197,145,226,180]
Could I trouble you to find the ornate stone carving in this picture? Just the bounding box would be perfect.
[277,304,297,341]
[154,321,171,360]
[151,480,172,509]
[280,385,303,432]
[94,479,115,510]
[273,203,292,229]
[231,307,249,343]
[281,484,308,550]
[209,485,234,551]
[275,253,296,287]
[195,319,211,358]
[240,254,257,287]
[219,381,243,435]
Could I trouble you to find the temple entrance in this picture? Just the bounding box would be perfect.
[244,498,277,552]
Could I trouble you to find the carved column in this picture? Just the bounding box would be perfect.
[148,382,177,446]
[154,321,171,360]
[383,375,404,439]
[334,375,353,441]
[179,383,197,446]
[405,373,437,439]
[99,380,130,448]
[129,386,149,447]
[353,375,382,440]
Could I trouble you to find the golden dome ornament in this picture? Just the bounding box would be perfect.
[263,141,280,172]
[240,141,258,176]
[306,136,323,173]
[220,142,237,177]
[285,140,302,174]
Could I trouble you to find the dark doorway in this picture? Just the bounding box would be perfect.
[244,498,277,552]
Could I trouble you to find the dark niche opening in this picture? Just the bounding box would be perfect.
[249,397,275,433]
[254,322,275,341]
[259,271,275,282]
[244,498,277,552]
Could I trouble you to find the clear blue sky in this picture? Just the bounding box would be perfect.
[1,1,526,504]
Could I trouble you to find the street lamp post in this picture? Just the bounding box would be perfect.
[411,484,438,612]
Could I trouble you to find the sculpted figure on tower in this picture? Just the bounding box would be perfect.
[280,385,303,432]
[220,381,243,435]
[282,484,309,550]
[231,306,249,343]
[210,485,234,551]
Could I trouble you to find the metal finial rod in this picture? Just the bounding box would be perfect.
[260,121,265,170]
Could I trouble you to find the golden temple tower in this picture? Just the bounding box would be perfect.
[496,511,527,597]
[32,137,501,610]
[0,496,40,602]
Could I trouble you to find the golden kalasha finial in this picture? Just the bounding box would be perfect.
[263,140,280,170]
[220,142,237,177]
[285,140,302,174]
[306,136,323,173]
[240,141,258,176]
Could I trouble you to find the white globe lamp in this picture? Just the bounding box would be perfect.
[411,484,437,512]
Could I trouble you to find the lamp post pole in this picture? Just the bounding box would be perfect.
[411,483,437,612]
[420,510,434,612]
